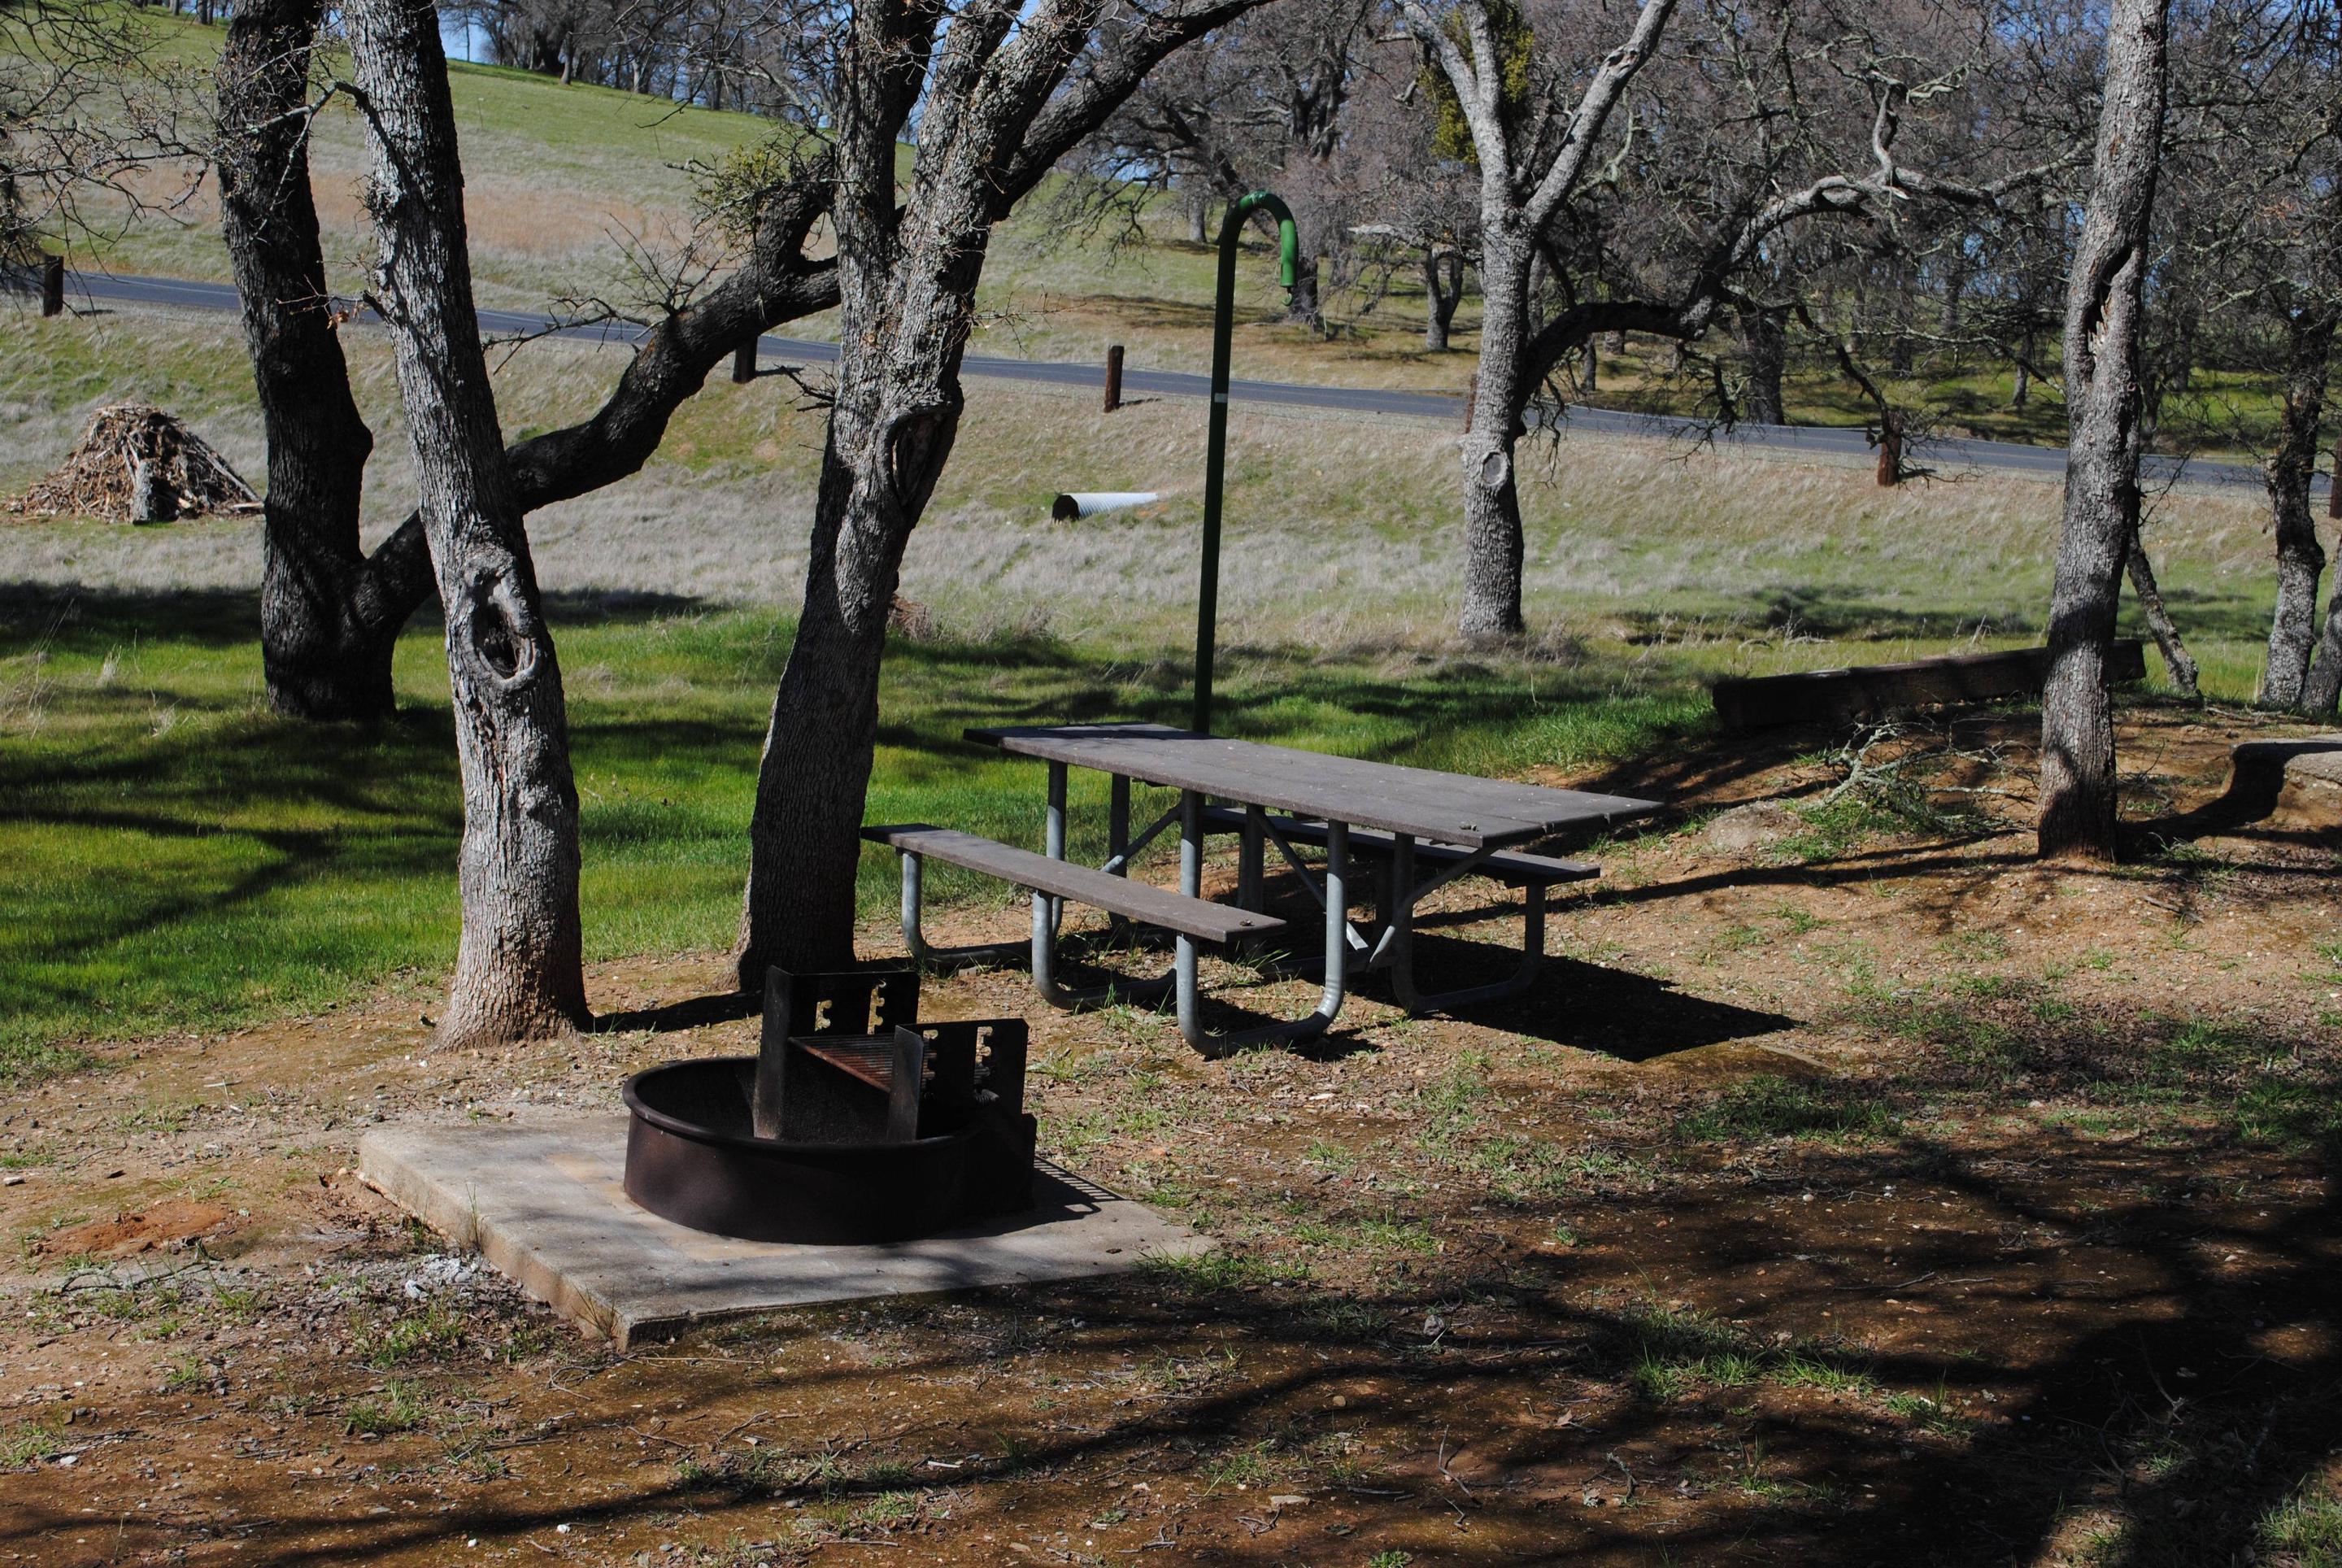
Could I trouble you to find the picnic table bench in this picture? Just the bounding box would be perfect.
[863,723,1660,1055]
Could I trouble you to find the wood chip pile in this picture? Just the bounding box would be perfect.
[7,403,261,524]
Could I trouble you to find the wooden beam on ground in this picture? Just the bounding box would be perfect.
[1711,640,2148,732]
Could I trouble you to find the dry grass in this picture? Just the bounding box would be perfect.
[63,15,2303,458]
[1,303,2297,688]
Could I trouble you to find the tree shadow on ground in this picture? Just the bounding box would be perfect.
[15,1103,2328,1566]
[0,582,736,660]
[591,991,760,1034]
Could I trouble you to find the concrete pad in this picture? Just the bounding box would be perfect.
[358,1117,1207,1348]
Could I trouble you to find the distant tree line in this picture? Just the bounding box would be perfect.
[445,0,773,107]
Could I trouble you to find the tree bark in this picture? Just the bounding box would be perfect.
[1423,249,1460,351]
[2305,594,2342,713]
[733,0,1241,982]
[1739,305,1787,426]
[1400,0,1705,641]
[346,0,590,1047]
[1458,217,1530,640]
[1286,250,1322,328]
[218,0,413,721]
[2125,537,2198,698]
[2038,0,2169,863]
[2260,302,2336,707]
[235,0,1253,722]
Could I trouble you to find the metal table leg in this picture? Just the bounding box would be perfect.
[898,767,1171,1004]
[1043,760,1068,935]
[1177,793,1348,1056]
[1102,773,1134,945]
[898,852,1025,969]
[1032,886,1173,1007]
[1031,762,1171,1006]
[1384,833,1548,1015]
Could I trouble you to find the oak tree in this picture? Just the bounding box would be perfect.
[2037,0,2170,861]
[343,0,591,1044]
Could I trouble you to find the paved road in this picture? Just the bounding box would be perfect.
[66,270,2310,498]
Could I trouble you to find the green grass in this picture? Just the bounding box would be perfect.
[1674,1075,1899,1143]
[0,1421,66,1469]
[2,35,2309,1083]
[2260,1483,2342,1566]
[359,1303,472,1367]
[343,1380,428,1436]
[0,586,1713,1077]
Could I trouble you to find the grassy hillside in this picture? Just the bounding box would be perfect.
[74,11,2300,448]
[1,307,2287,650]
[1,20,2320,1076]
[1,301,2299,1074]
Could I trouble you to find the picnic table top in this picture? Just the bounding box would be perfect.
[967,722,1661,849]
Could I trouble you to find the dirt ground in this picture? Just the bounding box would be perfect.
[4,702,2340,1568]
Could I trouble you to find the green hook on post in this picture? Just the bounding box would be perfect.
[1191,189,1299,737]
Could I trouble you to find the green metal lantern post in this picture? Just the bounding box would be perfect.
[1191,190,1299,736]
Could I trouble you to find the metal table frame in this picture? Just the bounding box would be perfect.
[897,727,1655,1055]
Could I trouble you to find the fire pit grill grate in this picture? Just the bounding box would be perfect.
[621,968,1037,1244]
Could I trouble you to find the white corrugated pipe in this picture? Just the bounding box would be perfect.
[1050,490,1160,521]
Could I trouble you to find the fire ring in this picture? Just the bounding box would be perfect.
[620,969,1036,1246]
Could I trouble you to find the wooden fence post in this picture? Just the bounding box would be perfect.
[1103,344,1124,412]
[731,338,756,383]
[1876,412,1902,487]
[41,255,63,318]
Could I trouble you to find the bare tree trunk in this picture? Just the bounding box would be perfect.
[218,0,424,721]
[2039,0,2169,863]
[1876,411,1903,488]
[732,97,969,976]
[739,407,951,978]
[1423,250,1460,351]
[2306,596,2342,713]
[2330,425,2340,520]
[1458,220,1529,640]
[2125,537,2198,698]
[1287,250,1322,328]
[2261,303,2336,707]
[346,0,589,1048]
[1403,0,1678,644]
[1740,305,1787,425]
[1578,338,1597,393]
[731,0,1221,979]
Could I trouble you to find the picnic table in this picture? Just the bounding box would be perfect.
[864,723,1660,1054]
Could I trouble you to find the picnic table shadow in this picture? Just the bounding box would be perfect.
[1360,926,1796,1061]
[1047,912,1791,1063]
